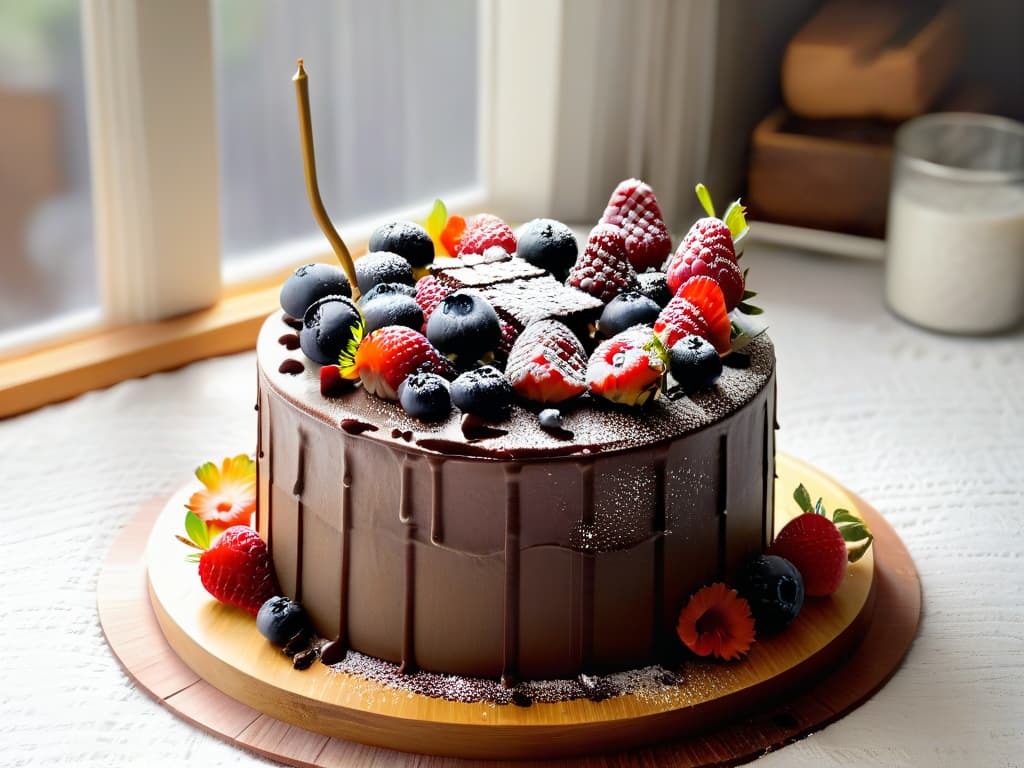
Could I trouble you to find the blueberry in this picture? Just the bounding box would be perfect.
[515,218,578,281]
[668,334,723,394]
[637,271,671,307]
[280,263,351,319]
[398,372,452,422]
[358,281,417,304]
[426,290,501,362]
[256,596,311,645]
[737,555,805,634]
[359,293,424,334]
[368,221,435,268]
[299,295,364,365]
[538,408,563,430]
[598,291,661,337]
[450,365,514,422]
[354,252,414,295]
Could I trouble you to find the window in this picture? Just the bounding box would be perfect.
[0,0,98,347]
[212,0,481,278]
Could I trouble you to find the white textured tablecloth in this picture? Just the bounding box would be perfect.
[2,245,1022,767]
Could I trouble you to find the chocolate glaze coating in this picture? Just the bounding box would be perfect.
[256,312,776,679]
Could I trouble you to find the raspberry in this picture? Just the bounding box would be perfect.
[600,178,673,271]
[455,214,516,257]
[567,223,639,303]
[414,275,454,332]
[682,217,738,263]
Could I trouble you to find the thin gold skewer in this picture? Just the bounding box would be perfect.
[292,59,359,297]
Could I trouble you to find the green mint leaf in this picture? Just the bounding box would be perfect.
[184,510,210,550]
[793,484,814,514]
[695,183,716,218]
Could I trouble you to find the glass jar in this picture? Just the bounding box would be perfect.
[885,112,1024,334]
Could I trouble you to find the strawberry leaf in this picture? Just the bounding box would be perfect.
[736,301,764,316]
[695,183,716,218]
[793,484,814,514]
[185,552,202,564]
[723,200,749,242]
[814,497,825,516]
[833,508,874,562]
[742,288,757,300]
[184,510,210,550]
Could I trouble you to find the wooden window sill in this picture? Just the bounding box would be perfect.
[0,282,283,420]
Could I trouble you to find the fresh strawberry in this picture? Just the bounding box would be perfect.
[654,276,731,354]
[342,326,455,400]
[586,327,666,406]
[179,513,278,616]
[681,217,738,263]
[599,178,672,271]
[505,319,588,403]
[414,275,454,332]
[665,242,745,310]
[567,223,639,303]
[769,513,847,597]
[455,214,516,257]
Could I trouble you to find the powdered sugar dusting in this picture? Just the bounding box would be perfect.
[325,649,690,706]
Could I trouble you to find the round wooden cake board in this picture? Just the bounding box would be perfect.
[98,453,920,766]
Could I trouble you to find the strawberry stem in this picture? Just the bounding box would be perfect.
[695,184,716,218]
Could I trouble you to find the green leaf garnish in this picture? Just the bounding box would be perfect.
[793,484,814,514]
[336,310,366,379]
[184,510,210,550]
[722,200,749,242]
[814,497,825,516]
[742,288,757,300]
[695,183,716,218]
[832,507,874,563]
[736,302,763,316]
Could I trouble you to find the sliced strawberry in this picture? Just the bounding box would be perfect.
[586,327,666,406]
[769,513,847,597]
[414,275,454,332]
[505,319,588,403]
[566,223,639,303]
[180,514,278,616]
[351,326,455,400]
[655,276,731,354]
[440,215,466,257]
[455,214,516,257]
[599,178,673,271]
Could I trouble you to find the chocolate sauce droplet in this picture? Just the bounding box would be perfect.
[278,332,300,350]
[319,639,348,666]
[460,413,509,441]
[282,315,303,330]
[279,359,305,375]
[341,419,378,435]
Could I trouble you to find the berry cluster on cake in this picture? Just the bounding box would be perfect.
[177,179,872,700]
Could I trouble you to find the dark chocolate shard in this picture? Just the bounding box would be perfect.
[292,647,319,670]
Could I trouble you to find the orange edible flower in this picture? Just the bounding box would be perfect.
[676,582,756,661]
[185,455,256,530]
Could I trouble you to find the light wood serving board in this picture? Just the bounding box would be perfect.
[98,453,920,765]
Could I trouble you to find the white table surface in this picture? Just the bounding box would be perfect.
[1,245,1022,767]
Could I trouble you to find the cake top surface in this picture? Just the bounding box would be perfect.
[258,311,774,460]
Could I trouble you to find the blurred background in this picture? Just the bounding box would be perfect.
[0,0,1021,348]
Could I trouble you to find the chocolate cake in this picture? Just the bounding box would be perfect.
[255,314,775,681]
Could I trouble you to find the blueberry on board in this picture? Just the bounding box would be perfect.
[368,221,435,268]
[516,218,578,281]
[598,290,661,337]
[398,372,452,422]
[737,555,805,634]
[299,295,364,365]
[637,271,672,308]
[355,252,414,295]
[450,365,514,422]
[280,263,351,319]
[359,293,424,334]
[256,596,311,645]
[668,334,723,394]
[426,290,501,362]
